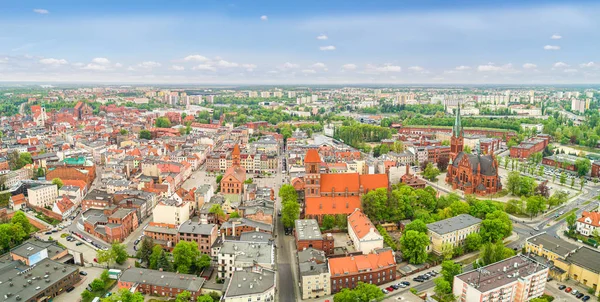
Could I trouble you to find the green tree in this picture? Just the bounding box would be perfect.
[100,270,110,283]
[281,198,300,229]
[278,184,298,203]
[52,178,64,189]
[36,167,45,178]
[16,152,32,169]
[575,158,591,176]
[173,241,200,274]
[463,145,472,154]
[102,288,144,302]
[322,215,335,230]
[404,219,428,233]
[441,260,462,284]
[176,290,192,302]
[157,250,172,272]
[560,172,567,185]
[149,245,163,269]
[465,233,482,252]
[423,162,441,181]
[196,254,212,272]
[399,230,429,264]
[136,237,154,266]
[97,248,116,268]
[90,278,105,291]
[139,129,152,140]
[480,210,512,242]
[81,290,94,300]
[243,178,253,184]
[155,117,172,128]
[11,211,31,234]
[526,196,546,218]
[333,282,384,302]
[361,188,388,222]
[477,240,515,267]
[111,241,128,264]
[196,295,214,302]
[570,177,575,188]
[506,171,521,195]
[119,129,128,135]
[448,201,471,217]
[566,212,577,230]
[441,243,454,260]
[434,278,455,302]
[229,211,240,218]
[209,204,225,220]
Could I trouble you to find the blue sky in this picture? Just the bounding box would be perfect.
[0,0,599,84]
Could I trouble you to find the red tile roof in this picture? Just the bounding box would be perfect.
[305,196,361,216]
[320,173,360,192]
[328,250,395,276]
[359,174,389,192]
[305,149,321,163]
[578,211,600,227]
[348,209,379,240]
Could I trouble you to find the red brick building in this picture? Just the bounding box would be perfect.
[592,161,600,178]
[82,207,139,243]
[74,101,93,120]
[328,249,396,293]
[246,121,268,130]
[118,268,204,300]
[510,136,550,158]
[446,107,502,196]
[541,154,578,172]
[46,157,96,189]
[295,219,334,255]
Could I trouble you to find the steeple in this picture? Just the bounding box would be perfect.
[453,105,463,138]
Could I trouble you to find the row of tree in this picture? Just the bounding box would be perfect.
[135,237,212,275]
[0,211,33,253]
[279,184,300,229]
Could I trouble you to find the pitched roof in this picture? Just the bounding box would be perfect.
[359,174,389,191]
[578,211,600,227]
[305,196,361,216]
[328,250,395,276]
[348,209,379,240]
[223,165,246,183]
[320,173,360,192]
[305,149,321,163]
[426,214,482,235]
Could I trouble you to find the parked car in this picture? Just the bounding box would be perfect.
[386,286,394,292]
[382,289,389,294]
[576,293,584,298]
[391,284,400,290]
[572,290,579,295]
[583,295,591,301]
[79,271,87,276]
[44,231,52,235]
[76,242,83,246]
[558,285,566,290]
[565,287,573,293]
[401,281,410,286]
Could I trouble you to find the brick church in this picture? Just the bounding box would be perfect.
[445,107,502,195]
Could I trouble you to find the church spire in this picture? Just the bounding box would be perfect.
[453,105,463,137]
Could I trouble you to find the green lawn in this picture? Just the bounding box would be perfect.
[555,208,579,221]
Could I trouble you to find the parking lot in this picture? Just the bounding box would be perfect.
[546,280,595,301]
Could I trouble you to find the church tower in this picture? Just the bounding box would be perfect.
[450,106,464,159]
[232,144,241,167]
[304,149,321,198]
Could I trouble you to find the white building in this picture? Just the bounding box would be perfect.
[222,265,276,302]
[576,211,600,236]
[217,241,274,279]
[27,184,58,208]
[347,209,383,254]
[152,199,191,226]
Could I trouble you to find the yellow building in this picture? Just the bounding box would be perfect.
[426,214,481,255]
[525,232,578,262]
[554,247,600,295]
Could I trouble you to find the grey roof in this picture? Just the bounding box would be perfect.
[178,221,216,235]
[84,189,112,201]
[224,266,276,298]
[0,258,79,302]
[221,218,272,232]
[295,219,323,241]
[110,208,134,219]
[145,225,178,235]
[299,261,329,277]
[27,184,55,191]
[565,247,600,273]
[298,248,327,264]
[220,241,274,266]
[119,268,205,292]
[427,214,482,235]
[455,255,547,293]
[197,184,213,194]
[526,233,579,257]
[11,239,66,259]
[239,232,272,243]
[452,152,498,176]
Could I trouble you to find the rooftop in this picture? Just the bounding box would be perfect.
[565,246,600,274]
[220,241,274,265]
[178,221,216,235]
[526,232,578,257]
[295,219,323,241]
[328,249,395,276]
[427,214,482,235]
[119,267,204,292]
[224,266,275,298]
[455,255,548,293]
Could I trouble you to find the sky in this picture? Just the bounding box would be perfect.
[0,0,600,85]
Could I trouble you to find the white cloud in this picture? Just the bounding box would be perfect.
[39,58,68,66]
[115,63,123,68]
[316,34,328,40]
[477,63,516,72]
[0,57,8,64]
[408,66,425,72]
[33,9,49,14]
[544,45,561,50]
[91,58,111,65]
[183,55,209,62]
[242,63,257,71]
[580,62,596,68]
[312,62,327,69]
[279,62,299,69]
[342,63,357,71]
[302,69,316,74]
[260,15,268,21]
[455,65,471,70]
[564,68,578,73]
[553,61,569,68]
[171,65,185,71]
[192,64,216,71]
[82,64,108,71]
[137,61,161,69]
[367,64,402,72]
[551,34,562,40]
[319,45,336,51]
[216,60,239,68]
[522,63,537,69]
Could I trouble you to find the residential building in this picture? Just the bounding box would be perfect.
[217,241,274,279]
[177,220,218,254]
[576,211,600,236]
[220,218,272,237]
[453,255,548,302]
[445,107,502,195]
[542,154,579,172]
[553,246,600,296]
[426,214,482,255]
[118,268,204,300]
[347,209,383,254]
[295,219,334,255]
[525,232,578,262]
[153,199,191,226]
[328,249,396,293]
[10,238,69,265]
[299,258,330,300]
[27,184,58,208]
[222,265,276,302]
[510,136,550,159]
[52,195,76,219]
[81,206,139,243]
[81,189,112,211]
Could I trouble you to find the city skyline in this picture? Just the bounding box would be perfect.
[1,0,600,84]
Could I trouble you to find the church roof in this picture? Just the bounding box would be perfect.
[453,105,463,137]
[452,152,497,176]
[305,149,321,163]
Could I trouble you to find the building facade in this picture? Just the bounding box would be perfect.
[295,219,334,255]
[328,249,396,293]
[27,184,58,208]
[348,209,383,254]
[426,214,481,255]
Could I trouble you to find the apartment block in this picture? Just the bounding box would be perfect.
[27,184,58,208]
[426,214,481,255]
